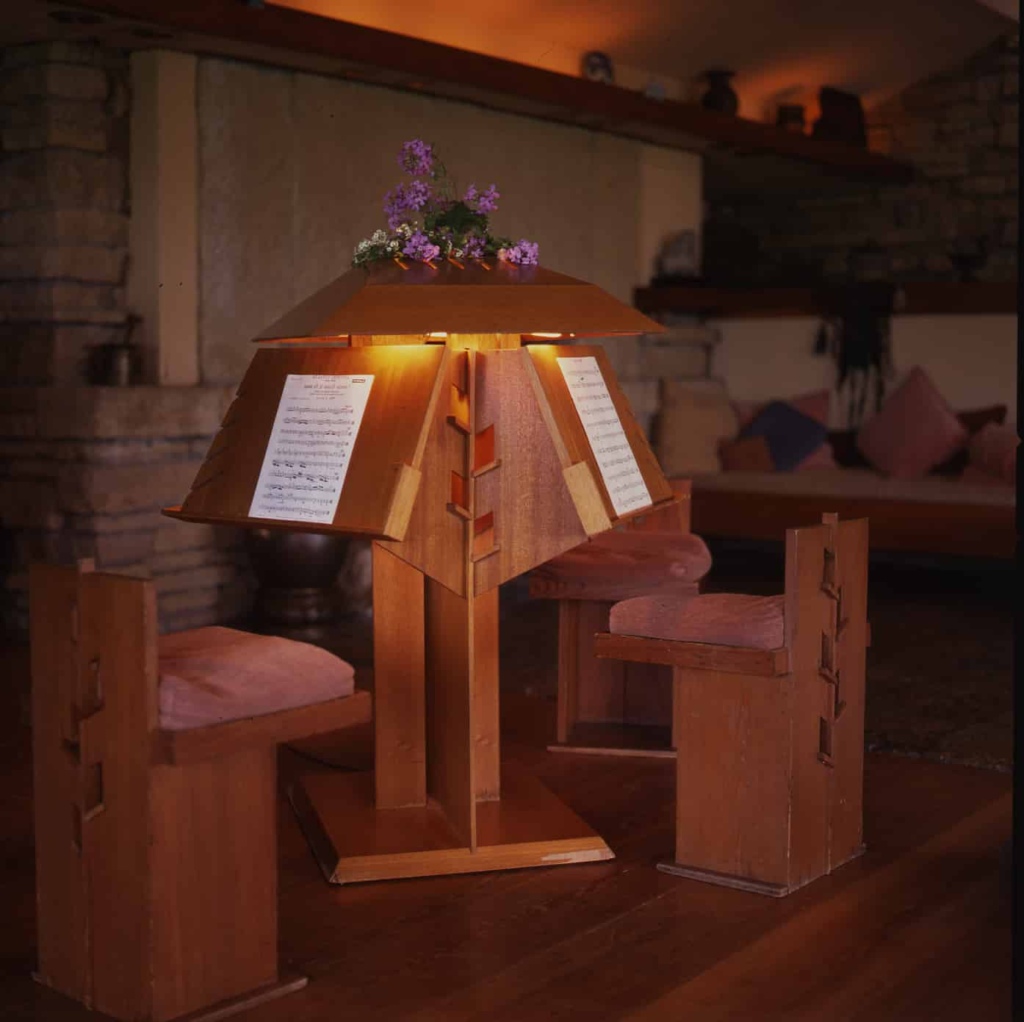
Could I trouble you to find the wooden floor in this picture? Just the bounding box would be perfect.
[0,636,1012,1021]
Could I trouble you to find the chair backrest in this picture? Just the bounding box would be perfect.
[783,513,869,873]
[30,562,158,1015]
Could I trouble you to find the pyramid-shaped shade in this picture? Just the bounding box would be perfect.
[255,260,663,340]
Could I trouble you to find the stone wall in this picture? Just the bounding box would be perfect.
[714,31,1018,284]
[0,386,251,634]
[0,40,130,384]
[0,41,251,636]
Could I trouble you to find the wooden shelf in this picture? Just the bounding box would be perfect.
[634,281,1019,320]
[35,0,915,186]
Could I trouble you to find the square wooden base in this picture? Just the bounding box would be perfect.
[287,765,613,884]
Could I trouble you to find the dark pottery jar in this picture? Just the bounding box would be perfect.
[244,528,350,626]
[776,104,806,133]
[701,69,739,115]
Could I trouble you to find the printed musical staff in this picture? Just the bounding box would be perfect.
[557,356,651,517]
[249,373,374,524]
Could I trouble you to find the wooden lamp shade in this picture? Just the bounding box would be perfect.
[165,259,677,884]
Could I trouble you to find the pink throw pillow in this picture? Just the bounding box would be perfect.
[967,422,1018,484]
[856,366,968,478]
[731,389,835,472]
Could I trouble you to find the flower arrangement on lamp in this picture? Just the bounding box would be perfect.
[352,140,539,268]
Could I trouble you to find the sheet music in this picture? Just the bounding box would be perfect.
[248,373,373,525]
[557,356,651,517]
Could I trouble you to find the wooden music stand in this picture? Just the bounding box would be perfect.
[167,260,675,883]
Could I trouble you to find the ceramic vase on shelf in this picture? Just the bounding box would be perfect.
[701,69,739,115]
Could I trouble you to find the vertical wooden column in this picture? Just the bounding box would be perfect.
[372,543,427,809]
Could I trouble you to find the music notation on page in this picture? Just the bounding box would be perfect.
[249,373,374,525]
[557,356,651,517]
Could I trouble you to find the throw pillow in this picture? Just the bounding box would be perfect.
[739,400,828,472]
[967,421,1018,484]
[734,388,835,471]
[856,366,968,478]
[933,404,1009,476]
[656,380,739,476]
[718,435,775,471]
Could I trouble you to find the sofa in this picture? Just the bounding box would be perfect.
[652,367,1016,560]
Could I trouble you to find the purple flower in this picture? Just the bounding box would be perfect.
[462,234,485,259]
[403,231,441,263]
[499,239,539,266]
[383,180,432,229]
[399,139,435,177]
[463,183,499,213]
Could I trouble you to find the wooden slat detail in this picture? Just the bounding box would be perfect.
[424,579,476,848]
[562,462,613,536]
[149,749,278,1020]
[472,588,501,802]
[29,563,91,1005]
[157,690,372,766]
[372,544,427,809]
[782,522,832,891]
[473,349,590,594]
[173,344,444,539]
[378,348,467,594]
[75,571,156,1019]
[828,517,870,870]
[380,463,422,540]
[672,664,793,887]
[594,632,790,676]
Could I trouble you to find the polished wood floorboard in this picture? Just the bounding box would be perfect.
[0,626,1011,1021]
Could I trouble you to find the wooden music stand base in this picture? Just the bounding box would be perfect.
[288,765,613,884]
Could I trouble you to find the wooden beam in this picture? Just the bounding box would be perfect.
[57,0,914,183]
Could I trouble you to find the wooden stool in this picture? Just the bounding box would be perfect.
[594,513,868,896]
[30,562,371,1022]
[529,480,712,755]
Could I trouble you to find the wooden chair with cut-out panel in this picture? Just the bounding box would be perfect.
[30,560,371,1022]
[594,513,869,896]
[528,479,713,755]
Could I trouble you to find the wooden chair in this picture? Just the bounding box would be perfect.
[594,513,868,896]
[30,561,371,1022]
[529,479,712,754]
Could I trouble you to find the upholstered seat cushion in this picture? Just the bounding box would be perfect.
[530,530,713,601]
[610,592,785,650]
[157,626,356,731]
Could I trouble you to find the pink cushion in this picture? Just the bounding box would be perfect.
[856,366,968,478]
[732,389,836,472]
[610,592,785,650]
[967,422,1017,484]
[533,531,712,601]
[157,626,355,731]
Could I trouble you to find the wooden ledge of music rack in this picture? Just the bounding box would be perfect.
[156,690,372,766]
[287,763,613,885]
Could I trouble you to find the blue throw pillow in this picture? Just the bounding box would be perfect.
[738,400,827,471]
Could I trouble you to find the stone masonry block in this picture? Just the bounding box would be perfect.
[2,121,107,153]
[55,460,204,515]
[0,477,62,529]
[0,150,124,210]
[1,41,118,70]
[0,246,126,284]
[0,209,127,247]
[0,280,124,319]
[0,63,108,103]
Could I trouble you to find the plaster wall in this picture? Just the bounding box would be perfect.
[196,57,701,384]
[713,313,1018,425]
